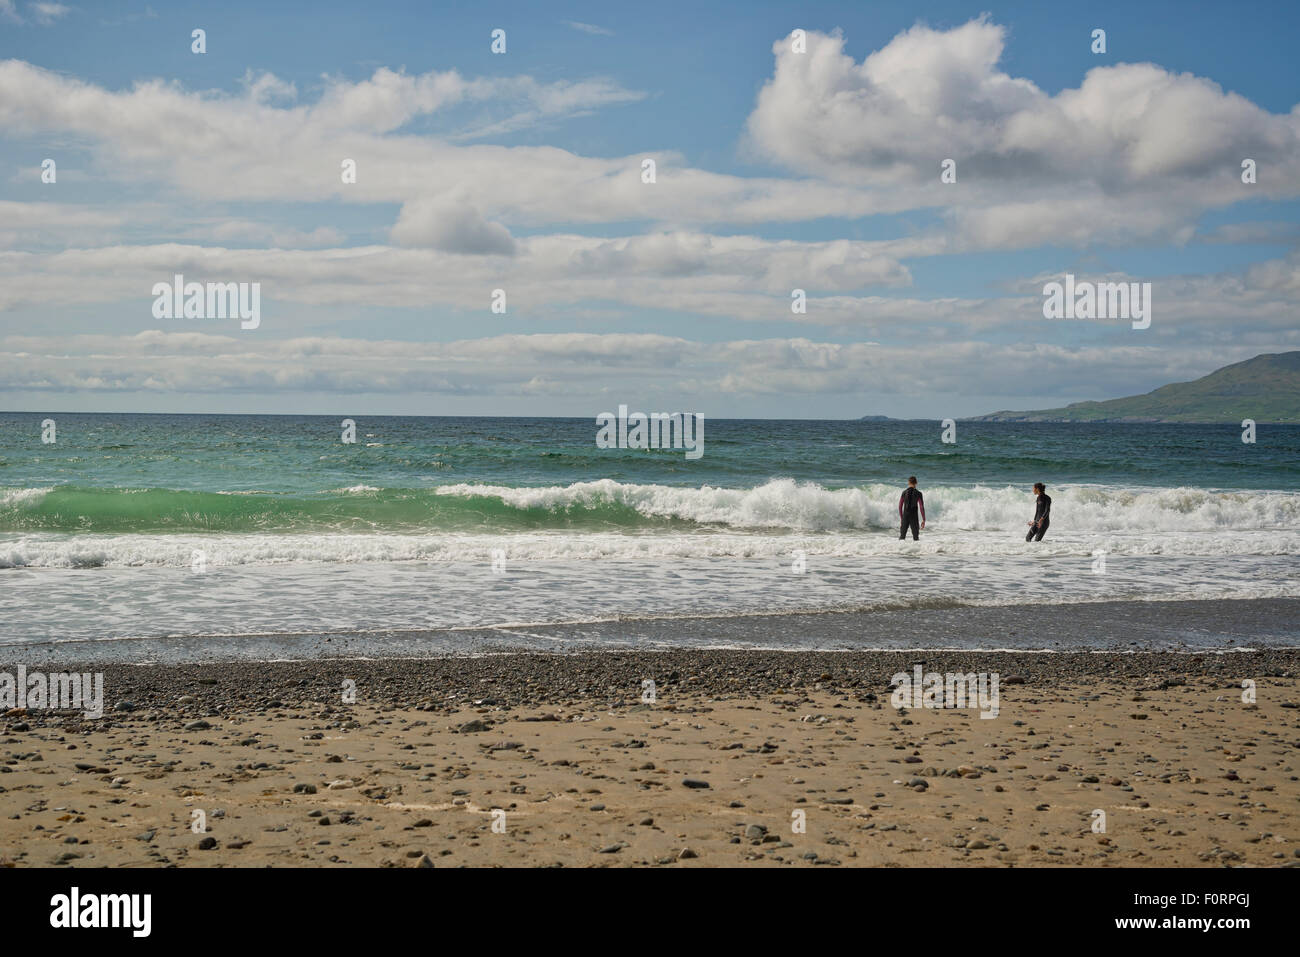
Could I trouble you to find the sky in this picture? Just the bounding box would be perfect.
[1,0,1298,418]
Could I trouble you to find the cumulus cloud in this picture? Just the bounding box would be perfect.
[1,16,1298,414]
[0,231,919,317]
[4,237,1298,352]
[390,197,517,255]
[750,20,1300,187]
[0,59,919,225]
[745,20,1300,248]
[4,18,1292,252]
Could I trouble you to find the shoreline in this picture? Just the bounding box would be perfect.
[5,596,1299,664]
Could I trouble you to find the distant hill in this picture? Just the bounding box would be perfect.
[968,352,1300,423]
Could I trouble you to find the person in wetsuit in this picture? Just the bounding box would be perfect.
[1026,482,1051,541]
[899,476,925,540]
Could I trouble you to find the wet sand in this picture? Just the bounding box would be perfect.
[13,597,1300,663]
[1,650,1297,867]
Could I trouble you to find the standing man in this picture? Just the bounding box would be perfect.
[1026,482,1051,541]
[899,476,925,540]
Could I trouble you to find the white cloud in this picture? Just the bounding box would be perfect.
[1,0,69,24]
[1,17,1298,415]
[0,58,912,227]
[30,2,69,25]
[0,330,1266,404]
[745,21,1300,249]
[564,21,614,37]
[749,20,1300,188]
[0,200,128,248]
[0,231,919,314]
[4,16,1294,253]
[204,221,346,248]
[4,235,1298,352]
[390,197,517,255]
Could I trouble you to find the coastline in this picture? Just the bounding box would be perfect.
[6,596,1299,664]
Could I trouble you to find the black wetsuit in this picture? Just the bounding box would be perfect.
[899,486,924,540]
[1026,493,1051,542]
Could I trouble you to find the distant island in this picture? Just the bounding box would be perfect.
[966,351,1300,424]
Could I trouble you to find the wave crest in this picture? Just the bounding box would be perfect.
[1,479,1296,537]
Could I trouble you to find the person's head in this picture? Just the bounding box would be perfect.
[908,476,917,487]
[1033,482,1045,495]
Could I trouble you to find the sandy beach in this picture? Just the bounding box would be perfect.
[2,650,1297,868]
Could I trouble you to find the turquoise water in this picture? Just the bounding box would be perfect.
[1,413,1298,654]
[3,414,1295,513]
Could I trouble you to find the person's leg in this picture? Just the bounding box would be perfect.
[909,514,920,540]
[1034,518,1049,541]
[1025,524,1036,542]
[899,516,908,540]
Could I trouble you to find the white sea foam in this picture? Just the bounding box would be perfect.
[2,480,1297,568]
[436,479,1300,533]
[3,525,1300,569]
[1,552,1295,647]
[0,486,52,507]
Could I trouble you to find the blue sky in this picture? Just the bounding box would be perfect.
[2,0,1299,416]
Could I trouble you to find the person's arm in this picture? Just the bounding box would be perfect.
[919,491,925,527]
[899,492,904,519]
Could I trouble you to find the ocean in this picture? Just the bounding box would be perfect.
[2,413,1297,660]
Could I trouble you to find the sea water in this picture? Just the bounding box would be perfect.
[1,413,1297,657]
